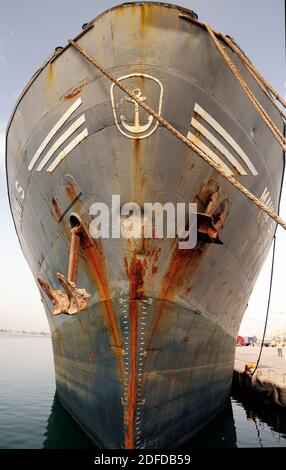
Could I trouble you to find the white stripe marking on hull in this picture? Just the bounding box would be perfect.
[187,132,234,176]
[28,97,82,171]
[191,117,247,175]
[36,114,86,171]
[46,128,88,173]
[194,103,258,176]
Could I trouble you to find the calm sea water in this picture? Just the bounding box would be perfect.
[0,335,286,449]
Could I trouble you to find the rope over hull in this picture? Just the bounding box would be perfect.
[6,2,285,448]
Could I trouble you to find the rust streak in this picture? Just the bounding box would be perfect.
[140,4,146,32]
[64,83,85,100]
[124,254,146,449]
[56,186,124,381]
[152,265,158,275]
[66,183,77,200]
[81,234,124,382]
[46,63,55,92]
[148,241,207,349]
[133,139,146,204]
[52,197,62,221]
[90,351,96,363]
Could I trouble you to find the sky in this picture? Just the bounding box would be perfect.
[0,0,285,335]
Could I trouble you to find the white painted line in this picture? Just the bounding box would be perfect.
[13,199,22,222]
[260,187,274,211]
[28,97,82,171]
[261,188,270,201]
[265,196,273,207]
[187,132,234,176]
[191,117,247,175]
[46,128,88,173]
[194,103,258,176]
[36,114,86,172]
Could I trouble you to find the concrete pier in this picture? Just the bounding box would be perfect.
[233,346,286,408]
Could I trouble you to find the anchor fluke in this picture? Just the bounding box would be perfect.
[38,222,91,315]
[56,272,91,315]
[37,276,70,315]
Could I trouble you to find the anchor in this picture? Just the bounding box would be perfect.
[120,88,153,134]
[38,224,91,315]
[197,191,228,244]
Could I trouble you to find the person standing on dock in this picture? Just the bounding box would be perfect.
[277,341,283,357]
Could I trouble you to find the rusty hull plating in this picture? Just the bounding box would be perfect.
[6,2,284,448]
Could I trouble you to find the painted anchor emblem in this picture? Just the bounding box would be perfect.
[120,88,153,134]
[110,73,163,140]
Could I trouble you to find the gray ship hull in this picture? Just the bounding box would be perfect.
[6,2,284,448]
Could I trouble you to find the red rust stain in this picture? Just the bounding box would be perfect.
[46,63,55,92]
[148,241,208,349]
[150,247,160,276]
[126,255,147,300]
[147,183,230,349]
[139,4,153,35]
[63,83,85,100]
[80,230,124,382]
[90,351,96,363]
[51,188,124,382]
[152,265,158,275]
[66,183,77,200]
[133,139,146,203]
[140,5,146,32]
[124,254,146,449]
[52,197,62,221]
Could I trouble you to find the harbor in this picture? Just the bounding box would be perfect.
[234,346,286,409]
[1,0,285,453]
[1,334,286,449]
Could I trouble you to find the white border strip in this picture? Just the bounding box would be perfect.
[36,114,86,172]
[28,97,82,171]
[46,128,88,173]
[191,117,247,176]
[187,132,234,176]
[194,103,258,176]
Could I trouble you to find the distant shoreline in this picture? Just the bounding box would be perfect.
[0,330,50,337]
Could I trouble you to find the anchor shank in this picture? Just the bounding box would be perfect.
[68,227,81,284]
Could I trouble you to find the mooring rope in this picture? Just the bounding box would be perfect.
[205,24,286,150]
[69,38,286,230]
[251,236,277,376]
[218,33,286,110]
[218,33,286,123]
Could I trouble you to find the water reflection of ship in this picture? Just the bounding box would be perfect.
[42,392,286,448]
[43,395,238,449]
[232,389,286,444]
[179,399,237,449]
[42,395,97,449]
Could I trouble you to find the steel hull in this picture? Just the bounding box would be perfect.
[51,299,235,448]
[6,2,284,448]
